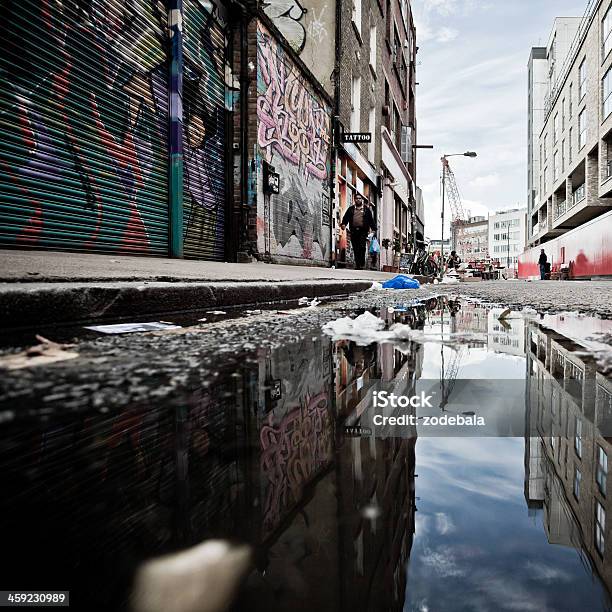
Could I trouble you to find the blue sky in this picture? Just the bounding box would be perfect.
[413,0,589,239]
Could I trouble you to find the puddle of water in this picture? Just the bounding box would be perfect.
[0,299,611,611]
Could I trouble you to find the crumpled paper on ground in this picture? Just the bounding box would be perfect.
[322,312,486,348]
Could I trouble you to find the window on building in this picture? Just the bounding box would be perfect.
[569,127,573,162]
[596,501,606,557]
[604,5,612,59]
[384,80,391,131]
[561,139,565,173]
[554,113,559,143]
[369,25,377,71]
[544,134,548,161]
[351,76,361,132]
[578,109,586,149]
[554,151,559,180]
[598,446,608,497]
[368,106,376,161]
[539,143,543,171]
[394,106,402,151]
[579,58,587,101]
[604,66,612,119]
[569,83,573,118]
[573,467,582,499]
[353,0,362,35]
[562,98,566,130]
[575,416,582,458]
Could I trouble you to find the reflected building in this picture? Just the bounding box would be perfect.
[525,318,612,599]
[0,314,426,611]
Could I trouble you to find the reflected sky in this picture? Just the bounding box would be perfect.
[406,435,608,612]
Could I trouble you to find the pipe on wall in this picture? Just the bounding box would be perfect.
[168,0,184,258]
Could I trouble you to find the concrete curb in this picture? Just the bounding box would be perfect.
[0,279,375,329]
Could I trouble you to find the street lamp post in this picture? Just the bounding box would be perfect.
[506,224,510,271]
[440,151,477,275]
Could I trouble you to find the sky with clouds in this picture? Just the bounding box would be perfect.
[413,0,589,239]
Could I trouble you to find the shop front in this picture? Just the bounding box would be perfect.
[333,142,380,269]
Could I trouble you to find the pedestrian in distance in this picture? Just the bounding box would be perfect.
[538,249,548,280]
[446,250,461,270]
[341,194,377,270]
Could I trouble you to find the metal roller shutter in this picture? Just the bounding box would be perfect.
[0,0,169,255]
[182,0,226,260]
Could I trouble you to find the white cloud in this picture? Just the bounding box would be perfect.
[420,545,466,577]
[469,173,500,188]
[435,512,455,535]
[437,26,459,42]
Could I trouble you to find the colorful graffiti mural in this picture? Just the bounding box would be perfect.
[0,0,170,254]
[262,0,335,98]
[182,0,228,259]
[262,0,308,53]
[0,0,228,259]
[256,22,332,263]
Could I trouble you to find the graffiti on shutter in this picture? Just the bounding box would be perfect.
[256,22,332,264]
[182,0,227,260]
[0,0,169,254]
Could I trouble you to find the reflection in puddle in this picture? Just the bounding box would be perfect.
[0,299,611,611]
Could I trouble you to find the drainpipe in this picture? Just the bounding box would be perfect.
[240,10,249,257]
[168,0,184,258]
[329,0,342,267]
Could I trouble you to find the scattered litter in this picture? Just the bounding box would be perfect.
[0,335,78,370]
[382,275,421,290]
[440,275,460,285]
[208,310,227,316]
[322,312,386,345]
[298,297,321,307]
[85,322,181,334]
[278,310,297,315]
[198,318,207,322]
[323,312,487,347]
[368,281,384,291]
[246,309,262,315]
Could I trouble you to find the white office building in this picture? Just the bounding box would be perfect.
[528,47,548,220]
[488,208,527,271]
[527,18,581,243]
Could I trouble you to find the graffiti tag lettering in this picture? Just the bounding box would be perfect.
[256,26,331,183]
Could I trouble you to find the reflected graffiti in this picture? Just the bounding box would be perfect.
[260,391,333,536]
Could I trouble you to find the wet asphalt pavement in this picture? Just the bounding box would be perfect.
[1,280,612,413]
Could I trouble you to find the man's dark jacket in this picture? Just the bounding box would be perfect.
[341,206,377,232]
[538,252,547,265]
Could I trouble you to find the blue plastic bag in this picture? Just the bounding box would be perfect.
[382,275,421,290]
[369,237,381,254]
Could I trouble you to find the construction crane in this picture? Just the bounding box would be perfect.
[442,157,467,257]
[440,152,476,266]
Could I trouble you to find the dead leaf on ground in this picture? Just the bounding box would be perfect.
[0,335,78,370]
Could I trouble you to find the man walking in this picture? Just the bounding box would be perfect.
[341,195,377,270]
[538,249,548,280]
